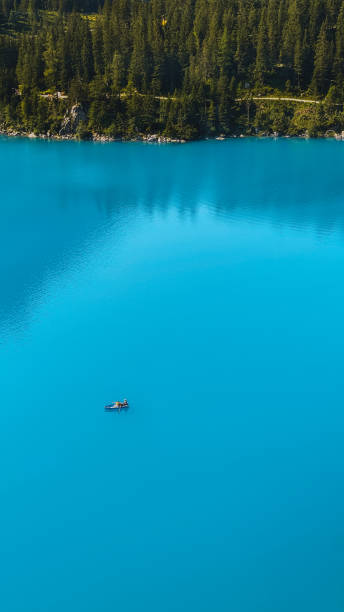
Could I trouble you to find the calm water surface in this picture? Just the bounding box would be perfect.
[1,137,344,611]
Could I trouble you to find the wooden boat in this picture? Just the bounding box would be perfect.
[105,399,129,412]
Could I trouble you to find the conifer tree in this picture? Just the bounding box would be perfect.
[255,8,269,83]
[312,20,332,94]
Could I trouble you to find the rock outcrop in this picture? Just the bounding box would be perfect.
[59,104,86,136]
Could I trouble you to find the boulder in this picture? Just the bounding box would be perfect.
[59,104,86,136]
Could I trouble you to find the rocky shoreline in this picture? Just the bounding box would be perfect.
[0,127,188,143]
[2,103,344,143]
[2,121,344,145]
[2,127,344,143]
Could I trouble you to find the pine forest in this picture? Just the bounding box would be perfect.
[1,0,344,139]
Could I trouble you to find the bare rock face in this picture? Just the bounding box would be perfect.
[59,104,86,136]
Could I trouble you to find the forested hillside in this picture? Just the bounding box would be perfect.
[1,0,344,139]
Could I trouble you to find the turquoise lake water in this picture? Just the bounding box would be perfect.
[1,137,344,611]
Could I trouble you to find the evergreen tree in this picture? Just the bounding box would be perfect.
[255,8,269,83]
[312,20,332,94]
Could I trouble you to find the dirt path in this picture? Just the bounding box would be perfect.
[236,96,322,104]
[255,96,320,104]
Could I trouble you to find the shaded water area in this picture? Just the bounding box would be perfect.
[1,137,344,611]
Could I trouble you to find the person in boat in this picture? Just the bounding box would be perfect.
[114,400,127,408]
[105,399,128,410]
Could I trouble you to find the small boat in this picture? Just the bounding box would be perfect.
[105,399,129,412]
